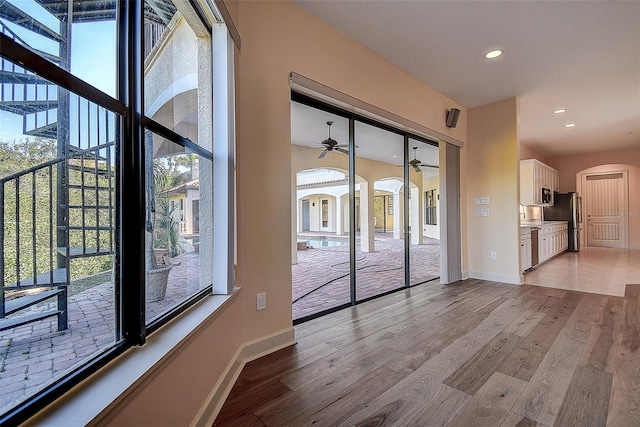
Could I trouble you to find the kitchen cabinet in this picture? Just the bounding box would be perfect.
[538,222,568,263]
[520,159,560,206]
[521,227,532,271]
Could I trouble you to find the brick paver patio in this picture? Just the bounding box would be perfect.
[293,232,440,319]
[0,252,200,414]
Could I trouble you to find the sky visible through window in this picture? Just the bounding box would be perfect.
[1,0,116,142]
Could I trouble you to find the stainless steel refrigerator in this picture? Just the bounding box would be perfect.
[543,192,582,252]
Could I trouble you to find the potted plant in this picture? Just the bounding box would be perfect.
[145,139,173,303]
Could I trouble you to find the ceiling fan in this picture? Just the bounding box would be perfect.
[405,146,439,172]
[319,121,349,158]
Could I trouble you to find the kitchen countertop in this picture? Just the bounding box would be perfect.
[520,220,568,228]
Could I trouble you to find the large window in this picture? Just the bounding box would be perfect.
[0,0,234,424]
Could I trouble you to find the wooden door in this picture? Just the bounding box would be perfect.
[585,172,626,248]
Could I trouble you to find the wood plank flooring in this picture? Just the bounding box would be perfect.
[214,279,640,426]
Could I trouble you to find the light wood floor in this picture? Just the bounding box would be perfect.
[214,279,640,426]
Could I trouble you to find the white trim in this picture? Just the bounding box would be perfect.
[469,271,521,285]
[191,328,296,427]
[213,23,236,294]
[290,72,464,148]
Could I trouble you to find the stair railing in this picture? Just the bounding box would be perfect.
[0,156,65,321]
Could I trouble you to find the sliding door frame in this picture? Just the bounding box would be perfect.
[292,92,441,324]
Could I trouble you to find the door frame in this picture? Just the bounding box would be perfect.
[320,198,330,231]
[579,169,629,249]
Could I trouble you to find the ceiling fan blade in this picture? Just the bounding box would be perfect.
[318,149,328,159]
[335,148,350,155]
[421,164,439,168]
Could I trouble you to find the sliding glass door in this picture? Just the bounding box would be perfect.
[291,108,352,319]
[291,94,440,322]
[354,121,406,301]
[408,138,441,286]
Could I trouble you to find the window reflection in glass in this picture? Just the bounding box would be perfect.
[144,131,212,324]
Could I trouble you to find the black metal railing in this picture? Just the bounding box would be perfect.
[0,142,115,329]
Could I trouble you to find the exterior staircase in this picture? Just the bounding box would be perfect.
[0,0,176,332]
[0,3,116,332]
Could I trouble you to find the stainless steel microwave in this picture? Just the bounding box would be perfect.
[541,187,552,204]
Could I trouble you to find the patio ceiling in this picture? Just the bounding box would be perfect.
[291,101,440,179]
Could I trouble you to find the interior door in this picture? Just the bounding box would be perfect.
[585,172,626,248]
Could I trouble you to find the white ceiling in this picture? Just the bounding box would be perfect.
[291,0,640,158]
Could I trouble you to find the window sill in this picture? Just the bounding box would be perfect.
[27,288,240,426]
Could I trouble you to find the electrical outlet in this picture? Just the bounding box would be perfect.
[490,251,497,260]
[256,293,266,310]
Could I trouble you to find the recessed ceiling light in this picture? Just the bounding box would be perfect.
[553,109,566,114]
[565,123,576,128]
[484,49,503,59]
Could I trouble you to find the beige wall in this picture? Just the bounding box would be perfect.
[465,97,521,283]
[520,143,549,164]
[546,147,640,192]
[97,1,467,425]
[547,147,640,249]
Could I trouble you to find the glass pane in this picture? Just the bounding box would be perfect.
[0,61,120,414]
[144,131,212,323]
[143,0,212,146]
[0,0,117,97]
[291,102,351,320]
[355,121,406,301]
[408,138,440,286]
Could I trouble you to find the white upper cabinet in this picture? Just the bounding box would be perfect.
[520,159,560,206]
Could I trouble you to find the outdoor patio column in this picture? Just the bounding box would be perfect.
[359,181,375,253]
[410,186,423,245]
[335,194,345,235]
[393,190,403,239]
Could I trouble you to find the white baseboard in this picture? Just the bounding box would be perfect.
[630,244,640,250]
[191,327,296,427]
[469,271,521,285]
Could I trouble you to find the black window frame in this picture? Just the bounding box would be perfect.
[0,0,221,424]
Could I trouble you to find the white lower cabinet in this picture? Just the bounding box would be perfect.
[520,228,532,272]
[538,222,568,263]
